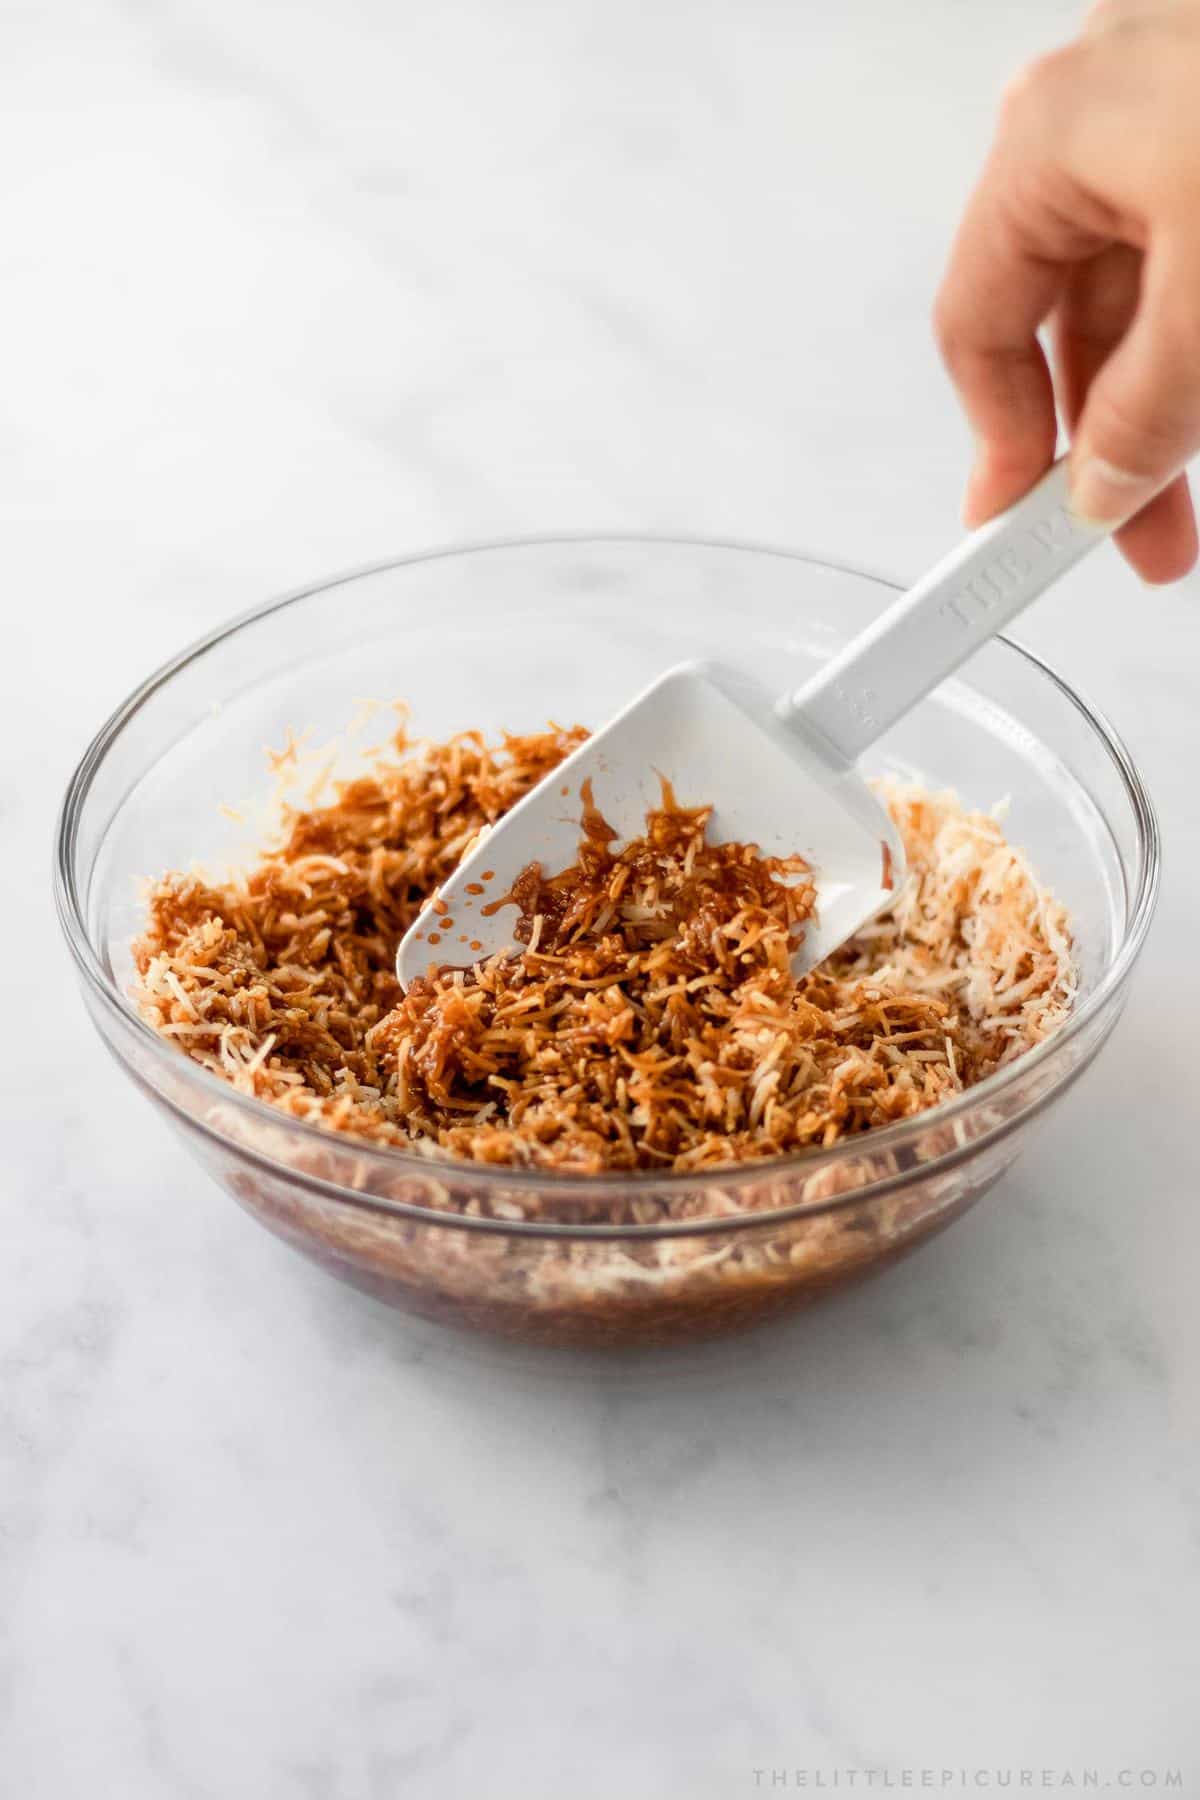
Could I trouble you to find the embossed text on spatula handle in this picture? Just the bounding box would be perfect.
[780,460,1105,767]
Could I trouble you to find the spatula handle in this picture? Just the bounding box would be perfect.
[778,458,1107,767]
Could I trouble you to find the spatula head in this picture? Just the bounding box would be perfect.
[395,663,905,987]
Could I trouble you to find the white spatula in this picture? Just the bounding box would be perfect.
[397,460,1105,986]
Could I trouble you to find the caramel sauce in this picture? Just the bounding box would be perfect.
[474,776,807,952]
[578,777,617,849]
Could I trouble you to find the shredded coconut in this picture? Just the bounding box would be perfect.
[132,712,1075,1176]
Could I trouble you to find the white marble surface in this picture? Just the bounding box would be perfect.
[5,1,1199,1793]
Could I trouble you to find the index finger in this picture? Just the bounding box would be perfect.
[933,54,1114,522]
[933,155,1063,521]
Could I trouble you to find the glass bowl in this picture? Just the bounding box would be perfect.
[55,540,1159,1347]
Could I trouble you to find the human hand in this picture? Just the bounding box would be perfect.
[934,0,1200,582]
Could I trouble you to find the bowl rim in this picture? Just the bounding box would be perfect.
[54,533,1161,1232]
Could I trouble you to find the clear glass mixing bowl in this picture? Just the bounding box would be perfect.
[55,540,1159,1346]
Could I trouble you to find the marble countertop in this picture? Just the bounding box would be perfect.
[5,0,1198,1792]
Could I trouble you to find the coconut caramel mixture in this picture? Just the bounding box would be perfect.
[133,716,1075,1173]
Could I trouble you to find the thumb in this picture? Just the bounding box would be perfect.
[1070,237,1200,527]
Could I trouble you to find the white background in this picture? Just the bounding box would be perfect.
[4,1,1198,1793]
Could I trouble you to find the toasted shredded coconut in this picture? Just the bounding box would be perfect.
[133,712,1074,1175]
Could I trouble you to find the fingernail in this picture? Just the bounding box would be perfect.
[1070,456,1156,527]
[961,456,990,528]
